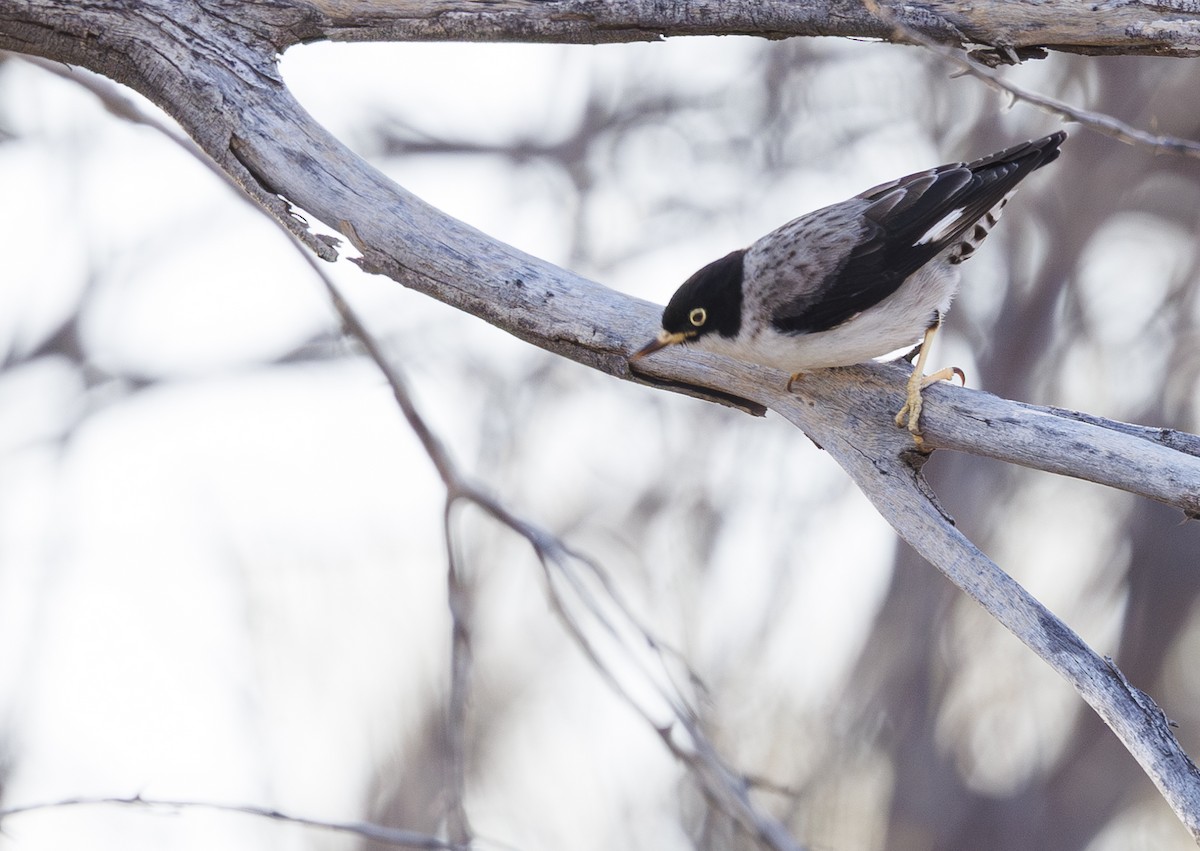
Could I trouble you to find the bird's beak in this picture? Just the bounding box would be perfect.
[629,330,690,362]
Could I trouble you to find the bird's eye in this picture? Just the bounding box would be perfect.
[689,308,707,327]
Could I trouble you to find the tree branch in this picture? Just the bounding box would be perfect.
[863,0,1200,158]
[266,0,1200,58]
[0,795,467,850]
[769,388,1200,837]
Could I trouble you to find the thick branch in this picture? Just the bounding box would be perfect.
[788,392,1200,838]
[5,0,1200,70]
[280,0,1200,58]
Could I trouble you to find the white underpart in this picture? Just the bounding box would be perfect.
[696,260,961,373]
[915,208,966,245]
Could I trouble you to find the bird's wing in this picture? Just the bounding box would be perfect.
[770,132,1065,335]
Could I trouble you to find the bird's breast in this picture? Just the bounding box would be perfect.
[696,261,961,373]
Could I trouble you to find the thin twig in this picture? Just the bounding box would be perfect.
[0,795,467,850]
[864,0,1200,158]
[523,540,808,851]
[444,498,475,847]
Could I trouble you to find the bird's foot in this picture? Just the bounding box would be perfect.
[894,367,965,445]
[786,372,806,393]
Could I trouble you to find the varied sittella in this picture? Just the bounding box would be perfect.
[631,131,1067,445]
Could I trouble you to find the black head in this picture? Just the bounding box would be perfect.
[629,249,746,362]
[662,248,746,341]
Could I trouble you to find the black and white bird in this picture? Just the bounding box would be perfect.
[631,132,1066,444]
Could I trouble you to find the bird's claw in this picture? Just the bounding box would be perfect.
[894,366,965,446]
[894,390,925,440]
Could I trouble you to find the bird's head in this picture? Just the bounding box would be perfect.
[629,248,746,362]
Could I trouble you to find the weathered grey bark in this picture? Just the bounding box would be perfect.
[11,0,1199,58]
[291,0,1200,56]
[3,0,1200,842]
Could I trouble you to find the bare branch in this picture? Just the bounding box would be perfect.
[790,364,1200,519]
[444,500,475,847]
[863,0,1200,158]
[256,0,1200,58]
[518,533,809,851]
[0,795,468,850]
[768,388,1200,837]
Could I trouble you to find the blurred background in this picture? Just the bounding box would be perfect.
[1,33,1199,851]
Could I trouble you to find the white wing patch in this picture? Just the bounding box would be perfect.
[915,208,966,246]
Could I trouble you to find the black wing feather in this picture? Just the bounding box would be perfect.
[773,132,1065,335]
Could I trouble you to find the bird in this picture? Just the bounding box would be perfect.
[630,131,1066,446]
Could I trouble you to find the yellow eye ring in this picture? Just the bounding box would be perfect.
[689,308,707,327]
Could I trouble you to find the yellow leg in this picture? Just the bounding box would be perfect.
[786,372,805,393]
[894,320,963,445]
